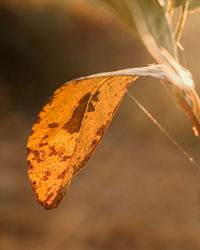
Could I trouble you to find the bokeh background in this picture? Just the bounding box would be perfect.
[1,0,200,249]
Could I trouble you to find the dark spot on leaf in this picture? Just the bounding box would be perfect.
[27,160,34,170]
[32,181,36,185]
[62,155,70,161]
[42,135,49,140]
[35,116,41,124]
[27,148,32,155]
[57,170,67,179]
[46,192,54,201]
[41,152,46,158]
[92,91,100,102]
[33,150,42,163]
[62,92,91,134]
[96,125,106,136]
[39,142,48,147]
[48,122,59,128]
[82,155,90,166]
[43,171,51,181]
[30,130,34,136]
[43,183,69,209]
[49,146,57,156]
[91,139,98,148]
[88,102,95,112]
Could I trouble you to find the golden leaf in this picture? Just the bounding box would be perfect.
[27,65,169,209]
[27,64,200,209]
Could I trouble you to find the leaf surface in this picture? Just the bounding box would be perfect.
[27,65,167,209]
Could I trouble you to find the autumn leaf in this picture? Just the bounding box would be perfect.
[27,0,200,210]
[27,65,169,209]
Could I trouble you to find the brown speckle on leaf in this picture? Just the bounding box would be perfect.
[88,102,95,112]
[92,91,100,102]
[27,148,32,155]
[30,130,34,136]
[82,155,90,166]
[43,171,51,181]
[61,155,70,161]
[57,170,67,179]
[45,192,54,202]
[72,165,77,172]
[42,135,49,140]
[39,142,48,147]
[28,160,34,170]
[96,125,106,136]
[48,122,59,128]
[35,116,41,124]
[91,139,98,148]
[49,146,58,156]
[33,150,42,163]
[62,92,91,134]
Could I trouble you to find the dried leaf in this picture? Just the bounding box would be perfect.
[27,65,167,209]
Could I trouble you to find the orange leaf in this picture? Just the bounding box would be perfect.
[27,65,167,209]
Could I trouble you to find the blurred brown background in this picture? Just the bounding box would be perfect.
[1,0,200,249]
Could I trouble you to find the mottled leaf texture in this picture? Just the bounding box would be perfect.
[27,65,168,209]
